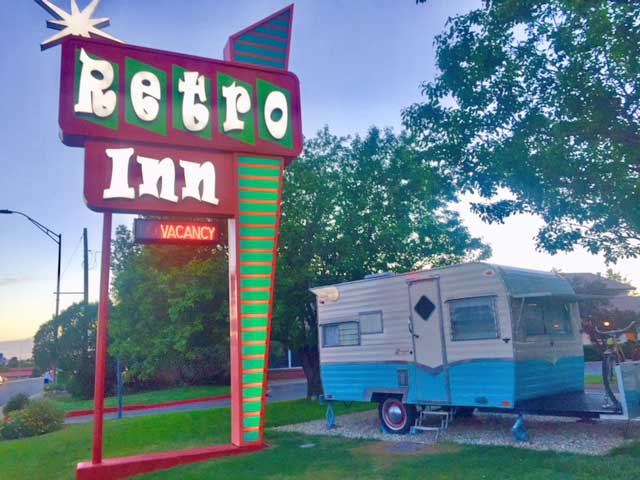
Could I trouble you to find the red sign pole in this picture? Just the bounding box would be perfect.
[92,212,112,465]
[227,217,242,445]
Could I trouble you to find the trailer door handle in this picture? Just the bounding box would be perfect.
[408,320,419,338]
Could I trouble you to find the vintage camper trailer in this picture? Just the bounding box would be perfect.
[312,263,587,433]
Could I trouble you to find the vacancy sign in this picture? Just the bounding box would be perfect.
[134,219,219,245]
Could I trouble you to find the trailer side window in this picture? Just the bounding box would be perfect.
[546,303,573,335]
[523,300,573,337]
[449,296,499,341]
[524,302,546,336]
[323,322,359,347]
[359,311,383,334]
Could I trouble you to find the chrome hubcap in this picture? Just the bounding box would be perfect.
[384,400,406,428]
[387,404,403,424]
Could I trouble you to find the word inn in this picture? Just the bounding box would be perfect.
[103,147,219,205]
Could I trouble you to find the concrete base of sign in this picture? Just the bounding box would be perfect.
[76,443,264,480]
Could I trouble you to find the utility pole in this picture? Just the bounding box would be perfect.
[55,232,62,322]
[117,358,123,419]
[83,228,89,305]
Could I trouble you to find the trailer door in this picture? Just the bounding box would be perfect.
[408,278,450,403]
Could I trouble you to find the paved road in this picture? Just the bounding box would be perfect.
[67,380,307,424]
[0,377,44,412]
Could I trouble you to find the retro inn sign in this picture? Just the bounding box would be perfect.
[58,37,302,215]
[36,2,300,475]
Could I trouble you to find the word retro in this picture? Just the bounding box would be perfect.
[134,219,219,245]
[59,38,303,160]
[84,142,237,216]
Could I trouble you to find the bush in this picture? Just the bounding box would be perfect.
[44,383,70,400]
[20,399,65,436]
[2,393,30,416]
[0,411,36,440]
[0,399,64,441]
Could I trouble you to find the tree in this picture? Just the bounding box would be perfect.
[7,357,18,369]
[406,0,640,262]
[33,321,57,375]
[569,275,640,357]
[110,225,230,388]
[274,127,489,397]
[106,129,488,397]
[605,268,633,287]
[33,302,115,398]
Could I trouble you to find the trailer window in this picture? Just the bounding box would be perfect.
[359,311,383,334]
[323,322,359,347]
[449,296,499,341]
[521,300,573,337]
[524,302,546,336]
[546,303,572,335]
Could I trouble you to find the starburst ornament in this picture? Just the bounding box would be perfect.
[35,0,124,50]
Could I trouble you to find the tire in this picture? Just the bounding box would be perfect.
[378,397,416,434]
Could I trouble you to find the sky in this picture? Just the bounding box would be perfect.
[1,0,639,342]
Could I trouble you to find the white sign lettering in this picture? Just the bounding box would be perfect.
[130,71,161,122]
[180,160,219,205]
[178,71,209,132]
[74,48,117,118]
[103,148,135,199]
[137,155,178,202]
[264,91,288,139]
[103,148,218,205]
[222,81,251,132]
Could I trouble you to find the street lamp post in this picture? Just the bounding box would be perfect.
[0,209,62,375]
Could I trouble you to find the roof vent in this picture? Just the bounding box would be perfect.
[311,286,340,301]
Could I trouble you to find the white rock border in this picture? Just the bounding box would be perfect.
[272,409,640,455]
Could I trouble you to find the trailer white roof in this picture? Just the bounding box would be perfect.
[310,262,577,299]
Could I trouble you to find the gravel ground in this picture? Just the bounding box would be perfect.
[273,409,640,455]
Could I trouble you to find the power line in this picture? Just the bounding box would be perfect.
[60,232,83,281]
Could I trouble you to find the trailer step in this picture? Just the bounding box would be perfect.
[410,409,452,441]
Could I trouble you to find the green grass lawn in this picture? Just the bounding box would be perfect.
[51,385,231,413]
[584,375,603,385]
[1,399,638,480]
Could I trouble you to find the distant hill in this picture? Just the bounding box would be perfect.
[0,338,33,360]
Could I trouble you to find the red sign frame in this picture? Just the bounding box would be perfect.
[59,37,303,162]
[84,141,237,217]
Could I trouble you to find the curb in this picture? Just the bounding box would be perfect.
[268,378,307,386]
[66,394,231,418]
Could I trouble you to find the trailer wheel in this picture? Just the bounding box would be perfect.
[378,397,416,434]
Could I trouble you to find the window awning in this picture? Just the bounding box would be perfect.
[510,292,610,301]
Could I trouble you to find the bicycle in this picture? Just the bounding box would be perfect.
[595,320,638,410]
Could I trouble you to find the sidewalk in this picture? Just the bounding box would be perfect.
[65,379,307,424]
